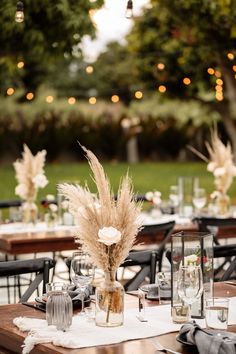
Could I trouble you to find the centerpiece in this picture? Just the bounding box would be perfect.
[58,146,142,327]
[13,144,48,224]
[189,129,236,216]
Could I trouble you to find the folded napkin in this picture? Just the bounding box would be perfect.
[67,285,90,302]
[178,322,236,354]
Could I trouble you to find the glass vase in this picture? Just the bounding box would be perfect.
[95,271,124,327]
[216,193,230,217]
[22,201,38,224]
[171,232,213,319]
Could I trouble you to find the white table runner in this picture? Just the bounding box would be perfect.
[13,297,236,354]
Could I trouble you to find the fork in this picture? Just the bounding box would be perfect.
[151,339,181,354]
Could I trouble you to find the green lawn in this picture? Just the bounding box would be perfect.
[1,161,236,203]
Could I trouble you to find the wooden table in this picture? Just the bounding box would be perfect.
[0,282,235,354]
[0,222,196,256]
[0,219,235,256]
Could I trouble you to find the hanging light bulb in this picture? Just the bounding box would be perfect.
[15,1,24,23]
[125,0,133,19]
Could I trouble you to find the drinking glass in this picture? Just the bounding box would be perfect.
[205,297,229,330]
[193,188,207,214]
[169,185,180,209]
[70,250,94,315]
[177,265,203,318]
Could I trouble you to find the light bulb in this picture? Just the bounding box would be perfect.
[15,1,24,23]
[125,0,133,19]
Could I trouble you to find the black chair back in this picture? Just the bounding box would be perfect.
[138,221,175,271]
[0,257,55,303]
[120,250,159,291]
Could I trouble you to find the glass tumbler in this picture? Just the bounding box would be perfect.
[46,282,73,331]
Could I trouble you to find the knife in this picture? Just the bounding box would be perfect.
[21,302,46,312]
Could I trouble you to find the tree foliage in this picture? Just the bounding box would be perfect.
[126,0,236,152]
[0,0,104,92]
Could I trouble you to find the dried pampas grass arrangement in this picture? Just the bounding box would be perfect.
[189,128,236,194]
[58,146,142,274]
[14,144,48,201]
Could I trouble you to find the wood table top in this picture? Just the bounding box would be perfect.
[0,282,235,354]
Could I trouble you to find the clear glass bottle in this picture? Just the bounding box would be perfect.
[95,271,124,327]
[46,282,73,331]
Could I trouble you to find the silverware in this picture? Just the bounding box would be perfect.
[21,302,46,312]
[136,314,148,322]
[151,339,181,354]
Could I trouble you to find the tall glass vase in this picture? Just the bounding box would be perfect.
[22,201,38,224]
[95,271,124,327]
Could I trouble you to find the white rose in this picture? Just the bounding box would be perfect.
[15,183,28,198]
[207,162,216,172]
[154,191,161,198]
[46,194,55,201]
[230,165,236,176]
[213,167,226,177]
[98,226,122,246]
[32,174,48,188]
[49,204,58,212]
[145,191,154,201]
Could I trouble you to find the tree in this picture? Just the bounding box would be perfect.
[126,0,236,155]
[0,0,104,94]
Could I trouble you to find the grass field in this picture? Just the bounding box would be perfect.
[1,161,236,203]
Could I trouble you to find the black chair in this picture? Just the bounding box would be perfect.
[137,221,175,271]
[193,217,236,245]
[214,244,236,281]
[0,200,22,209]
[0,257,55,303]
[119,250,159,291]
[194,217,236,277]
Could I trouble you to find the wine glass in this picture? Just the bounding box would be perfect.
[192,188,207,214]
[169,185,180,211]
[177,265,203,318]
[70,250,95,315]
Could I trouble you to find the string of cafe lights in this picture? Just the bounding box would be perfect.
[5,52,236,104]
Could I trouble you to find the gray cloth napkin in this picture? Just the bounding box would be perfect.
[67,284,90,302]
[178,322,236,354]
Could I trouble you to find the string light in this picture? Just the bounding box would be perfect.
[215,85,223,92]
[157,63,165,70]
[46,96,54,103]
[15,1,24,23]
[215,70,221,78]
[89,97,96,105]
[232,65,236,72]
[135,91,143,99]
[216,79,223,86]
[207,68,215,75]
[158,85,166,93]
[68,97,76,105]
[227,53,234,60]
[17,61,24,69]
[6,88,15,96]
[216,93,223,101]
[85,65,94,74]
[125,0,133,19]
[111,95,119,103]
[26,92,34,100]
[183,77,191,85]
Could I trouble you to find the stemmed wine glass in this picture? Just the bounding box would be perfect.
[192,188,207,215]
[70,250,95,315]
[177,265,203,319]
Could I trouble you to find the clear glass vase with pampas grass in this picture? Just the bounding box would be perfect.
[13,144,48,224]
[58,145,142,327]
[188,129,236,217]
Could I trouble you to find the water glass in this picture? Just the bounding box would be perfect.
[193,188,207,214]
[156,272,171,304]
[171,303,190,324]
[205,298,229,330]
[46,282,73,331]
